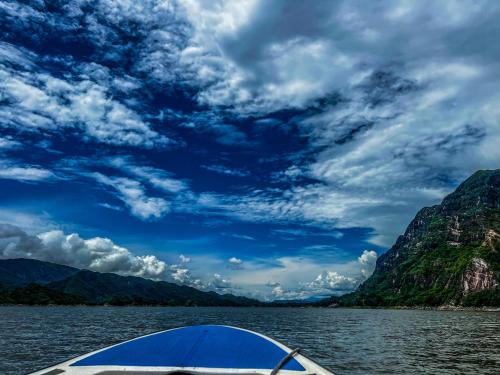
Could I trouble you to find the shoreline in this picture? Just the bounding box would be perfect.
[0,303,499,312]
[326,305,500,312]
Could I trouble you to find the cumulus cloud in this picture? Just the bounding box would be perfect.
[0,223,237,292]
[268,282,308,300]
[228,256,243,270]
[229,257,242,265]
[258,249,378,300]
[170,266,191,283]
[302,249,378,297]
[0,223,167,279]
[305,271,358,295]
[169,263,217,291]
[358,250,377,279]
[210,273,233,291]
[0,221,376,299]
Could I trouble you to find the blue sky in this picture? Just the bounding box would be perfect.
[1,0,499,300]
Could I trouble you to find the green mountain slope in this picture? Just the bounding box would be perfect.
[0,283,84,305]
[0,258,260,306]
[47,269,261,306]
[340,169,500,307]
[0,258,79,287]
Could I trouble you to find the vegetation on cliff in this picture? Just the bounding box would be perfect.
[324,169,500,307]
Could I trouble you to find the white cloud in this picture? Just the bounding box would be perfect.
[0,159,54,182]
[0,223,239,291]
[228,256,242,265]
[210,272,233,291]
[227,256,243,270]
[269,282,308,300]
[0,218,378,300]
[170,266,191,283]
[175,0,500,246]
[107,157,188,194]
[225,249,378,300]
[178,0,500,113]
[228,233,255,241]
[0,137,21,150]
[98,202,123,211]
[0,42,171,148]
[272,228,343,239]
[358,250,377,279]
[229,257,242,264]
[94,173,170,220]
[0,224,167,279]
[202,164,249,177]
[302,249,378,297]
[0,210,60,236]
[305,271,358,294]
[0,166,53,182]
[169,263,208,290]
[57,156,190,220]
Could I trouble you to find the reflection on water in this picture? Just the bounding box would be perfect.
[0,306,498,375]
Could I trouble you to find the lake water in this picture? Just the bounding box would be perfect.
[0,307,498,375]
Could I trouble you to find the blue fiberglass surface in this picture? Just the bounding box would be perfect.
[71,325,305,371]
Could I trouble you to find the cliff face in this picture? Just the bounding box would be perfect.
[343,169,500,307]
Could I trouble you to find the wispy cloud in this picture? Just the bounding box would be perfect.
[107,157,189,194]
[0,160,54,182]
[0,41,171,148]
[177,0,500,245]
[202,164,249,177]
[0,137,21,150]
[226,233,255,241]
[93,173,170,221]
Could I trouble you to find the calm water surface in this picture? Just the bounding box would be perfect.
[0,307,499,374]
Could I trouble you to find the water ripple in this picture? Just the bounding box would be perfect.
[0,307,498,375]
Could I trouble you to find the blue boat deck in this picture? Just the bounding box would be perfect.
[30,325,335,375]
[71,325,305,371]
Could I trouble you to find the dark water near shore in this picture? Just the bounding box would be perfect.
[0,307,499,375]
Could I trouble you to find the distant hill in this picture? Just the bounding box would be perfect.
[322,169,500,307]
[0,283,84,305]
[0,258,261,306]
[48,269,260,306]
[0,258,79,287]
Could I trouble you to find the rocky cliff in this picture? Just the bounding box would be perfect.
[341,169,500,307]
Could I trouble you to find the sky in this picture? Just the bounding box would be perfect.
[0,0,499,300]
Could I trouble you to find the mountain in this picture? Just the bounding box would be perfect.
[0,283,84,305]
[47,269,260,306]
[0,258,79,287]
[0,258,260,306]
[336,169,500,307]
